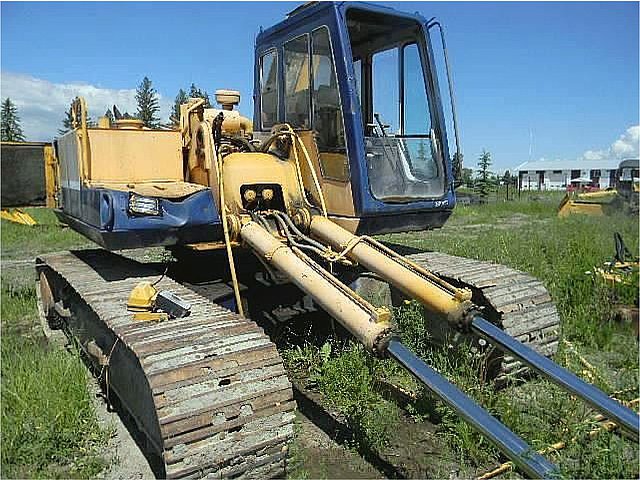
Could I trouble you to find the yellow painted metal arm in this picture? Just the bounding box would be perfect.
[309,215,475,328]
[240,220,393,354]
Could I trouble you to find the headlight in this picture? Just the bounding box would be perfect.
[128,194,161,216]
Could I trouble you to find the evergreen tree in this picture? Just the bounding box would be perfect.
[452,151,463,186]
[1,98,26,142]
[135,76,160,128]
[502,170,511,184]
[170,89,188,125]
[414,140,436,177]
[189,83,211,107]
[475,149,493,198]
[416,139,427,161]
[461,167,474,188]
[59,105,95,135]
[59,107,73,135]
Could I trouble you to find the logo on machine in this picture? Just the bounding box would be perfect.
[434,199,449,208]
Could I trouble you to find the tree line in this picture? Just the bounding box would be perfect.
[0,76,213,141]
[454,149,518,199]
[1,98,26,142]
[68,77,212,132]
[123,77,212,129]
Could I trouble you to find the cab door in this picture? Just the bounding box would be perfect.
[275,25,357,219]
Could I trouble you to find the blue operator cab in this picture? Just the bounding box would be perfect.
[253,2,461,235]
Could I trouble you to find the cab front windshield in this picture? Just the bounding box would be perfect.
[347,8,446,202]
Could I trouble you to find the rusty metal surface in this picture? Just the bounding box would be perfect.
[36,249,295,479]
[407,252,560,380]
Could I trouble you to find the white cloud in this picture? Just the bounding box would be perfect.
[611,125,640,157]
[0,72,172,141]
[582,150,606,161]
[580,125,640,161]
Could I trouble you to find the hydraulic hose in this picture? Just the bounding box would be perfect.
[309,214,639,437]
[215,150,244,317]
[243,219,561,478]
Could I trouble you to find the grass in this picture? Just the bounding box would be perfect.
[284,195,639,478]
[1,211,108,478]
[386,196,638,350]
[2,201,638,479]
[1,207,90,260]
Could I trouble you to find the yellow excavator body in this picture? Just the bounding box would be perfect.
[34,3,639,476]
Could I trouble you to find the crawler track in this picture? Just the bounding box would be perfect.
[36,249,295,479]
[407,252,560,381]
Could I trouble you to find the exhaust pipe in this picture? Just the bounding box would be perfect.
[471,317,639,437]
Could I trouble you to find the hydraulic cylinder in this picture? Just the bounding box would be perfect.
[310,216,474,327]
[240,221,393,353]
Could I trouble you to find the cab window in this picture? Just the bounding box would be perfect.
[260,50,278,129]
[346,7,446,202]
[312,27,345,155]
[311,27,348,182]
[284,34,311,129]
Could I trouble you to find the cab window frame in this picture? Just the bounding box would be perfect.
[259,48,279,130]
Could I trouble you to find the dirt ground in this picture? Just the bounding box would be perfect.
[287,374,461,480]
[90,380,155,480]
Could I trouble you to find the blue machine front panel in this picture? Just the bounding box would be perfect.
[59,186,222,250]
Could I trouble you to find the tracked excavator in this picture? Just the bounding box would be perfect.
[37,3,638,478]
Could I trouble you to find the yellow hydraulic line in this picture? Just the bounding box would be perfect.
[216,150,244,317]
[262,125,328,218]
[240,221,392,353]
[309,216,474,326]
[291,133,328,218]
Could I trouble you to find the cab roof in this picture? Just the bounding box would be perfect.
[255,1,428,47]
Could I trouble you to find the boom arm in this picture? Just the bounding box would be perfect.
[308,214,640,437]
[234,207,638,478]
[239,216,559,479]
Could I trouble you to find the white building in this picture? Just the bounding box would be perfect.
[514,159,621,191]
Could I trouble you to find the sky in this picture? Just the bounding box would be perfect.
[1,1,638,170]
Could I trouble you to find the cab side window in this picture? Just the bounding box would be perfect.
[260,50,278,129]
[312,27,345,154]
[284,34,311,129]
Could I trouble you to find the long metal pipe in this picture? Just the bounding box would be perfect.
[245,219,560,477]
[311,216,640,436]
[388,340,559,479]
[471,317,640,437]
